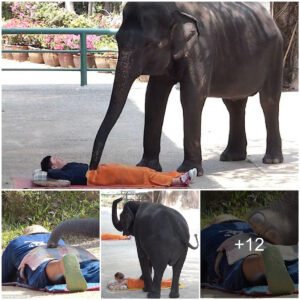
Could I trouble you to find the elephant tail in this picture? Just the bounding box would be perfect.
[188,234,199,249]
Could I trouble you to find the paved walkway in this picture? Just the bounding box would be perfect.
[2,59,299,189]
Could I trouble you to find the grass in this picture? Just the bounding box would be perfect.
[2,191,99,248]
[201,191,285,228]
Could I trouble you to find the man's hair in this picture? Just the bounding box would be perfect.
[41,155,52,171]
[114,272,125,280]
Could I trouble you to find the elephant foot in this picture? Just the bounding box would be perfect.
[147,291,160,298]
[263,152,283,164]
[177,160,203,176]
[169,290,180,298]
[137,158,162,172]
[220,148,247,161]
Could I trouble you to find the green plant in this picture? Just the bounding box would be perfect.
[68,14,97,28]
[2,191,99,248]
[200,191,284,228]
[94,35,118,57]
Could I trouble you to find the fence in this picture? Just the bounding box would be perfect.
[2,27,118,86]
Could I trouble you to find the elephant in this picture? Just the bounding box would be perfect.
[47,218,99,248]
[89,2,283,176]
[112,197,199,298]
[248,191,298,245]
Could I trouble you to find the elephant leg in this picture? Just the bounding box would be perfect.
[177,81,206,176]
[136,241,153,292]
[259,88,283,164]
[169,250,187,298]
[137,75,174,172]
[259,41,283,164]
[220,98,248,161]
[147,263,167,298]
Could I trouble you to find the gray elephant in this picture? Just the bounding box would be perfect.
[112,197,199,298]
[47,218,99,248]
[90,2,283,176]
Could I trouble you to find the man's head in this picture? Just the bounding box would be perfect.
[41,156,66,171]
[23,225,49,235]
[114,272,125,282]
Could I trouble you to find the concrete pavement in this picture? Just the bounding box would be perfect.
[2,58,299,189]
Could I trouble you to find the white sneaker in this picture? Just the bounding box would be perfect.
[188,168,197,183]
[180,168,197,186]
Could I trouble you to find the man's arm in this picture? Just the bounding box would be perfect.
[47,169,74,182]
[2,245,18,283]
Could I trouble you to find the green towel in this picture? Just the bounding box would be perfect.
[262,246,294,295]
[63,254,87,292]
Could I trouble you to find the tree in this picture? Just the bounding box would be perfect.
[65,1,75,13]
[272,2,298,90]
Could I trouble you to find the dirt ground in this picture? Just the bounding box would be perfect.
[2,239,100,300]
[101,206,200,299]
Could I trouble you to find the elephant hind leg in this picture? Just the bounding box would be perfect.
[147,261,168,299]
[259,38,283,164]
[220,98,248,161]
[259,56,283,164]
[169,250,187,298]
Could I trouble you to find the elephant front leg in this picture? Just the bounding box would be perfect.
[136,241,153,292]
[220,98,248,161]
[177,81,206,176]
[137,75,174,171]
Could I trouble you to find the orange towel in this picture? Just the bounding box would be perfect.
[101,233,130,240]
[127,278,172,290]
[87,164,181,187]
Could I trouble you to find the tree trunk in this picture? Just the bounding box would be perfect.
[65,1,75,13]
[273,2,298,90]
[88,2,94,16]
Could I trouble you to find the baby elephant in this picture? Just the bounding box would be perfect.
[112,198,199,298]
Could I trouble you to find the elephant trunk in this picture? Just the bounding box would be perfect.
[47,218,99,248]
[89,50,138,169]
[112,197,124,231]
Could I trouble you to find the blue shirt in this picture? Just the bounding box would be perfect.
[47,162,88,185]
[2,233,65,283]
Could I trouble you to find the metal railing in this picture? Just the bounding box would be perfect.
[2,27,118,86]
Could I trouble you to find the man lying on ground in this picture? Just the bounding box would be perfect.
[40,155,197,187]
[2,225,99,292]
[201,194,298,296]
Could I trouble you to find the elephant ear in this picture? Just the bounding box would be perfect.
[122,204,135,234]
[171,11,200,60]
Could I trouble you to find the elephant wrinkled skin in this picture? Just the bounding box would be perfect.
[90,2,283,176]
[47,218,99,248]
[112,198,199,298]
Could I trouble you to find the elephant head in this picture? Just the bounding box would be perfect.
[47,218,99,248]
[89,2,200,169]
[112,198,141,236]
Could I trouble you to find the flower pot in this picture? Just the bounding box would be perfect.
[108,58,118,70]
[58,53,75,68]
[2,44,14,60]
[94,55,110,69]
[42,52,60,67]
[28,46,44,64]
[73,54,96,68]
[11,45,29,62]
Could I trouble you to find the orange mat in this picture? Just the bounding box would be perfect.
[127,278,172,290]
[101,233,130,240]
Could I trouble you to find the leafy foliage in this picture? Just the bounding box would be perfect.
[2,191,99,247]
[201,191,284,227]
